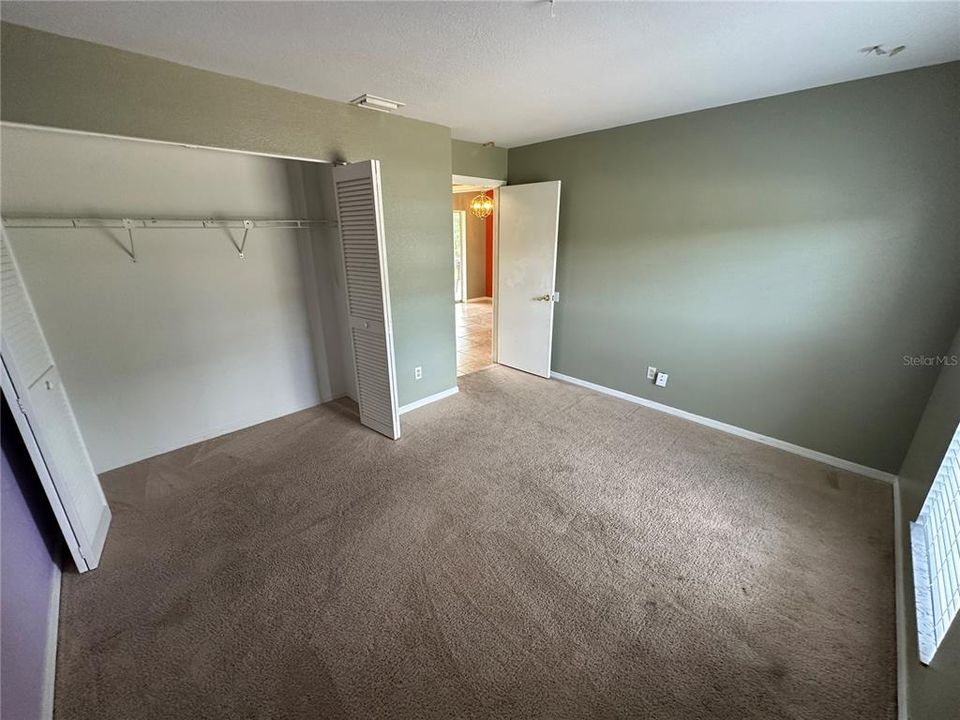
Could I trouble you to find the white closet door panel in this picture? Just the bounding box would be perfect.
[25,366,109,552]
[1,238,54,384]
[1,228,111,571]
[332,161,400,440]
[351,326,397,437]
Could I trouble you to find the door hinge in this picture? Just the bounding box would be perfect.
[17,398,27,415]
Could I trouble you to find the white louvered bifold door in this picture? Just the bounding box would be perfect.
[331,161,401,440]
[1,228,111,571]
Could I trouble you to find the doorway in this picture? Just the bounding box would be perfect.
[450,174,561,380]
[452,176,501,376]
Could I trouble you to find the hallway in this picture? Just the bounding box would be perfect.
[455,298,493,376]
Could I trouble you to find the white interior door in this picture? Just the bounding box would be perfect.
[1,229,111,571]
[332,160,401,440]
[496,181,561,378]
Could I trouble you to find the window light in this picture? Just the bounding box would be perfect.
[911,420,960,664]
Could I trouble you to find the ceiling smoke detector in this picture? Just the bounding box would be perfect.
[349,94,406,113]
[860,44,906,57]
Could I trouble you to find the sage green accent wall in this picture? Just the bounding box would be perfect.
[898,328,960,720]
[508,62,960,473]
[451,139,507,181]
[0,22,457,407]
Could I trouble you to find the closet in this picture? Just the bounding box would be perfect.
[0,125,400,571]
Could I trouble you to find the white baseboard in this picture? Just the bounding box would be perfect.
[551,371,897,484]
[399,386,459,415]
[893,478,908,719]
[42,546,62,720]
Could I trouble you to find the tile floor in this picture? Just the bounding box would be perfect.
[456,298,493,376]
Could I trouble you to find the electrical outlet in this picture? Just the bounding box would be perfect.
[647,366,657,380]
[414,366,422,380]
[655,372,669,388]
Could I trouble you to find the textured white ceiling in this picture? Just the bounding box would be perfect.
[3,1,958,147]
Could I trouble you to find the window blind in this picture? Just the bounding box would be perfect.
[911,421,960,664]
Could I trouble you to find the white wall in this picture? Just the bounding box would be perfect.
[1,126,350,472]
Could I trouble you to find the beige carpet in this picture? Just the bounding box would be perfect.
[55,366,896,719]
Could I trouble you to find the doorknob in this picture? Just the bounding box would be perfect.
[533,294,552,302]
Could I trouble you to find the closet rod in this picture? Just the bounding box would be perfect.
[1,216,336,230]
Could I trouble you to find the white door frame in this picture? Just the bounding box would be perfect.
[452,174,507,192]
[453,210,467,303]
[492,186,501,364]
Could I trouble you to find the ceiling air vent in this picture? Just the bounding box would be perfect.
[349,95,405,113]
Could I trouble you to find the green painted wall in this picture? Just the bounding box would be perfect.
[0,22,457,407]
[508,62,960,474]
[451,139,507,181]
[898,328,960,720]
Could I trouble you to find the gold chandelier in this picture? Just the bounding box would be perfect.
[469,192,494,218]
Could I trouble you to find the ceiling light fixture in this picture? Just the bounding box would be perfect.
[470,192,494,219]
[349,94,406,113]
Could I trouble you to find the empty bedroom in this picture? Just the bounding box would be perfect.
[0,3,957,720]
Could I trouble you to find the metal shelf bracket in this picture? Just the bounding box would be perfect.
[237,219,253,259]
[120,218,137,263]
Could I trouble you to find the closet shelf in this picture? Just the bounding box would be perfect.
[1,216,336,230]
[1,216,337,262]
